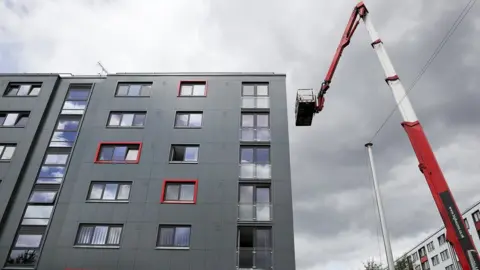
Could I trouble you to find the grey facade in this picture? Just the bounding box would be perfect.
[0,73,295,270]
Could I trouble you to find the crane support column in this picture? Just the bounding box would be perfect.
[361,5,480,270]
[365,143,395,270]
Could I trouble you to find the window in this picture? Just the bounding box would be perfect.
[87,182,131,201]
[431,255,439,266]
[49,117,80,148]
[240,113,270,142]
[157,225,191,248]
[240,146,271,179]
[472,210,480,222]
[174,112,203,128]
[4,83,41,96]
[107,112,146,127]
[115,83,151,97]
[446,264,454,270]
[241,83,269,109]
[6,233,43,266]
[95,143,142,164]
[0,144,16,161]
[440,249,450,261]
[178,81,206,97]
[0,112,30,127]
[412,252,419,262]
[421,261,430,270]
[29,191,57,204]
[161,180,198,204]
[238,184,271,221]
[464,218,470,229]
[169,145,199,163]
[418,247,426,257]
[75,224,123,246]
[426,241,435,252]
[61,85,91,115]
[22,205,53,225]
[438,234,446,246]
[237,226,272,269]
[35,151,70,184]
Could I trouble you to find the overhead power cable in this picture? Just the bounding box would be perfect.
[368,0,477,143]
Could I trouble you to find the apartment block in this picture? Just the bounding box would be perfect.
[397,200,480,270]
[0,73,296,270]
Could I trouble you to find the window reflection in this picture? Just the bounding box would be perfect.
[29,191,56,203]
[22,206,53,225]
[6,249,38,266]
[38,166,65,178]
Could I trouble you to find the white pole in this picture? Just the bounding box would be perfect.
[365,143,395,270]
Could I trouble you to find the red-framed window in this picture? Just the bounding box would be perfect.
[177,81,207,97]
[161,179,198,204]
[94,142,142,164]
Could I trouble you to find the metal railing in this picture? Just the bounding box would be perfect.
[240,128,271,142]
[238,203,272,222]
[239,164,271,179]
[241,97,270,109]
[237,248,273,270]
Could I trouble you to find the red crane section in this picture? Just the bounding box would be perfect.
[294,2,480,269]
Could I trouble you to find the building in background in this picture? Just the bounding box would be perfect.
[397,200,480,270]
[0,73,296,270]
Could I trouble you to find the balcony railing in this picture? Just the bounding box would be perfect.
[237,248,272,270]
[240,128,271,142]
[238,203,272,222]
[239,164,271,179]
[241,97,270,109]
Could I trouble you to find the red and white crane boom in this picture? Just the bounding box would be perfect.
[295,2,480,269]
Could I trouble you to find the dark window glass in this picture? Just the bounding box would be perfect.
[240,148,254,163]
[157,226,191,247]
[0,144,16,160]
[97,144,140,163]
[57,119,80,130]
[174,112,202,127]
[75,224,123,246]
[29,191,56,203]
[179,82,206,96]
[38,166,65,178]
[87,182,131,201]
[170,145,199,162]
[115,83,152,97]
[164,182,195,202]
[107,112,146,127]
[67,89,90,100]
[4,83,42,96]
[0,112,30,127]
[6,249,38,266]
[240,147,270,164]
[133,114,146,126]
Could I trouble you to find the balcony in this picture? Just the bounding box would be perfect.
[240,128,271,142]
[241,97,270,109]
[238,203,272,222]
[239,164,271,179]
[237,248,272,270]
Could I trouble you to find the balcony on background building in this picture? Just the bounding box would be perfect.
[240,128,271,142]
[241,97,270,109]
[239,164,271,179]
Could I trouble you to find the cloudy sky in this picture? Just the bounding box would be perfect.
[1,0,480,269]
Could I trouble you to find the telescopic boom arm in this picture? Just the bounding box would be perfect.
[295,2,480,269]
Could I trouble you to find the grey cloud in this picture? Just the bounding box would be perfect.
[4,0,480,268]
